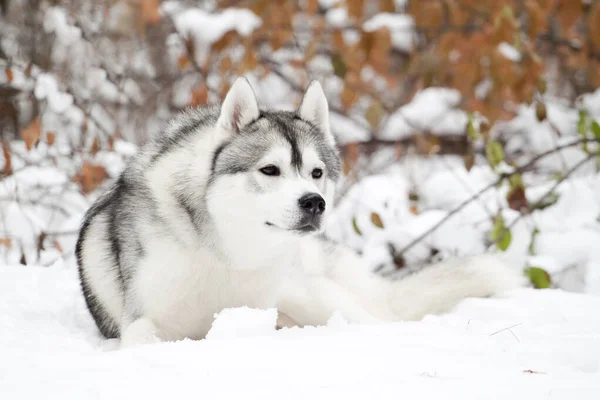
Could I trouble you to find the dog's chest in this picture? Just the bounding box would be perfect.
[136,245,283,340]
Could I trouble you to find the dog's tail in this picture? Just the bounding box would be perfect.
[385,254,528,321]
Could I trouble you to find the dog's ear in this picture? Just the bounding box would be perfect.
[218,77,260,134]
[297,80,335,145]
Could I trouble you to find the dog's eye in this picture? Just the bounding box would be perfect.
[311,168,323,179]
[259,165,280,176]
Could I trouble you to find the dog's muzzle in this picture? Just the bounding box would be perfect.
[265,192,326,234]
[294,192,325,233]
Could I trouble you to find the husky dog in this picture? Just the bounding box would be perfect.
[76,78,524,348]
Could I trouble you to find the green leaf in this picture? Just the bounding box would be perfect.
[352,217,362,235]
[508,173,524,189]
[467,113,479,140]
[365,101,385,129]
[528,226,540,255]
[577,109,588,137]
[331,54,347,79]
[497,230,512,251]
[533,192,560,211]
[525,266,552,289]
[485,141,505,169]
[591,121,600,140]
[489,213,512,251]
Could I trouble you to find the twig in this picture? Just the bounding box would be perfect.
[397,138,599,257]
[489,322,522,337]
[488,150,599,250]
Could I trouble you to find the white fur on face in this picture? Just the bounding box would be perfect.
[207,143,334,236]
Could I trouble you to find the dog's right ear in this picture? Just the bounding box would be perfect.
[218,77,260,134]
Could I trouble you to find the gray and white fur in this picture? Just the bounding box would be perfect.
[75,78,526,348]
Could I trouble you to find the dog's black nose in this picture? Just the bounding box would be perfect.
[298,193,326,216]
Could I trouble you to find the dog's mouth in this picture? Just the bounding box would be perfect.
[265,222,320,234]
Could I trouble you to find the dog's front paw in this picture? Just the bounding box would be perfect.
[120,318,162,349]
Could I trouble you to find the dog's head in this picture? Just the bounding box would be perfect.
[207,78,341,237]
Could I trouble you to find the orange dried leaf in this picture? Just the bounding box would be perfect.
[141,0,161,24]
[5,67,13,83]
[177,54,190,71]
[53,240,64,254]
[347,0,365,20]
[46,132,56,146]
[415,133,441,156]
[340,85,358,112]
[307,0,320,14]
[0,238,11,249]
[73,162,108,194]
[1,143,12,176]
[91,137,101,155]
[21,117,41,151]
[212,30,238,53]
[190,84,209,107]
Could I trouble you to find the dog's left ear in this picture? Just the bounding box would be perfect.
[297,81,335,145]
[218,77,260,134]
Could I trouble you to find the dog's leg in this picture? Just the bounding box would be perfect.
[278,276,386,327]
[120,317,163,349]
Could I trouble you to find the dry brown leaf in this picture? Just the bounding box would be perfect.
[190,84,209,107]
[1,143,12,176]
[21,117,41,151]
[5,67,13,83]
[340,85,358,112]
[73,162,109,194]
[46,132,56,146]
[141,0,161,24]
[507,186,529,212]
[307,0,320,14]
[556,0,583,34]
[91,137,101,155]
[213,30,239,52]
[0,238,11,249]
[370,212,384,228]
[379,0,395,13]
[239,50,258,73]
[415,133,441,156]
[177,54,190,71]
[347,0,365,20]
[365,100,385,129]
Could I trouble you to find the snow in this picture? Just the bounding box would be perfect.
[43,7,82,46]
[164,6,262,65]
[34,73,74,114]
[1,262,599,399]
[325,7,348,27]
[363,13,415,52]
[498,42,522,62]
[379,87,468,140]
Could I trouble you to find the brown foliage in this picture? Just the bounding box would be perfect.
[72,162,108,194]
[21,117,41,151]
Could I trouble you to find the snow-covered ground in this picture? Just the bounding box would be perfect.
[1,261,599,399]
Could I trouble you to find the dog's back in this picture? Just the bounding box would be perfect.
[75,106,222,338]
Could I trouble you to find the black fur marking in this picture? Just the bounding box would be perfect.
[75,187,121,339]
[211,142,229,173]
[150,106,220,166]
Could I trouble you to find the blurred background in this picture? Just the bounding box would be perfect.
[0,0,599,294]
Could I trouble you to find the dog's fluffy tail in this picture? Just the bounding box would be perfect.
[385,254,527,321]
